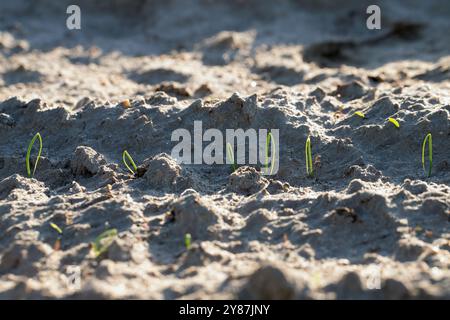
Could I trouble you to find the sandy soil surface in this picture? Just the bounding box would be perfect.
[0,0,449,299]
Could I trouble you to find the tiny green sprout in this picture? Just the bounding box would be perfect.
[185,233,192,250]
[305,135,313,177]
[421,133,432,178]
[226,142,237,172]
[26,132,42,178]
[122,150,138,175]
[50,222,63,234]
[388,117,400,128]
[265,132,276,175]
[354,111,365,119]
[91,228,117,257]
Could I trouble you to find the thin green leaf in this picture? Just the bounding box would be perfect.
[185,233,192,250]
[122,150,137,174]
[305,136,313,177]
[388,117,400,128]
[26,132,42,178]
[226,143,237,172]
[354,111,365,119]
[91,228,117,257]
[422,133,432,178]
[50,222,63,234]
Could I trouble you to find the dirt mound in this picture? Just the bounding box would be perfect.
[0,0,449,300]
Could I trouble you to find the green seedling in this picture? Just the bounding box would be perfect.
[26,132,42,178]
[388,117,400,128]
[50,222,63,234]
[305,136,313,177]
[91,228,117,257]
[185,233,192,250]
[122,150,138,175]
[354,111,365,119]
[421,133,432,178]
[50,222,62,251]
[226,143,237,172]
[265,132,276,175]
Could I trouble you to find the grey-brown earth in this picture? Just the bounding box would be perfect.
[0,0,449,299]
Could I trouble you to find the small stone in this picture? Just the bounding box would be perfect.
[238,264,297,299]
[334,81,366,101]
[168,194,221,238]
[70,146,107,177]
[141,153,191,191]
[228,166,269,195]
[121,99,131,108]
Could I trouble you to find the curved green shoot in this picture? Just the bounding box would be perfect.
[226,143,237,172]
[354,111,365,119]
[122,150,137,174]
[26,132,43,178]
[421,133,432,178]
[185,233,192,250]
[50,222,63,234]
[265,132,276,175]
[91,228,117,257]
[388,117,400,128]
[305,136,313,177]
